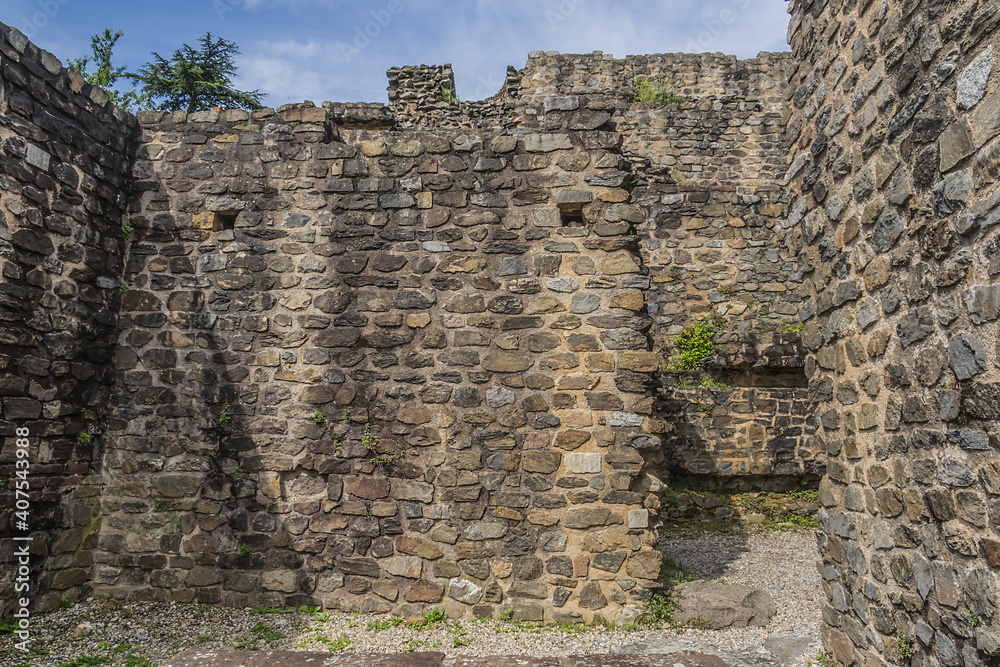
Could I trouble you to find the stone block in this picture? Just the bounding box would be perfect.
[564,453,602,474]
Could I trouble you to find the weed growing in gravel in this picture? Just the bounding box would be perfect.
[196,635,210,642]
[406,606,448,630]
[250,623,284,643]
[58,657,108,666]
[124,657,153,667]
[497,609,513,622]
[298,633,351,651]
[365,616,404,632]
[59,597,76,610]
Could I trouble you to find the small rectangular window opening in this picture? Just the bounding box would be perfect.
[559,205,585,227]
[213,211,238,231]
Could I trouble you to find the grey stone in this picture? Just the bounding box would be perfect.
[485,386,515,408]
[543,96,580,112]
[938,459,974,487]
[564,453,601,474]
[958,45,993,110]
[523,134,572,152]
[463,522,508,541]
[672,581,777,629]
[571,294,601,314]
[448,578,483,604]
[25,144,51,171]
[935,631,959,666]
[497,257,527,276]
[422,241,451,253]
[948,333,987,379]
[871,211,903,252]
[546,277,579,293]
[914,553,932,600]
[947,429,989,450]
[939,121,974,171]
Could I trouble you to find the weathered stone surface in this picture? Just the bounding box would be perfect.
[672,582,777,629]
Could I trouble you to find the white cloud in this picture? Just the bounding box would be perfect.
[231,0,791,105]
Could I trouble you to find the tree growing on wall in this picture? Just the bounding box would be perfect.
[69,29,145,111]
[130,32,264,113]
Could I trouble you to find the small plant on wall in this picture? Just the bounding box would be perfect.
[634,76,685,105]
[361,422,405,466]
[665,315,722,370]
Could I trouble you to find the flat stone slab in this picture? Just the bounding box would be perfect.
[162,650,731,667]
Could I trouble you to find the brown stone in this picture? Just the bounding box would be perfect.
[482,353,533,373]
[344,476,390,500]
[397,536,443,560]
[405,579,445,603]
[554,430,591,450]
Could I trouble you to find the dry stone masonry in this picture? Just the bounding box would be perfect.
[787,0,1000,665]
[0,2,998,663]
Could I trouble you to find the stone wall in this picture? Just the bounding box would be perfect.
[0,22,138,614]
[0,18,836,625]
[96,100,666,624]
[786,0,1000,665]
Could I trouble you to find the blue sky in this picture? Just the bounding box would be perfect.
[5,0,791,106]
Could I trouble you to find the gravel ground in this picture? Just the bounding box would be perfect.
[0,528,822,667]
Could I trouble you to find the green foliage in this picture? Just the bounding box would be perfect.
[441,85,457,104]
[312,411,326,424]
[296,633,350,651]
[59,597,75,610]
[122,218,134,241]
[781,319,804,333]
[366,616,404,632]
[697,403,714,416]
[118,280,129,294]
[218,402,231,425]
[58,657,108,667]
[895,630,914,662]
[249,623,284,643]
[672,317,720,370]
[660,555,694,585]
[238,544,252,557]
[497,609,513,622]
[77,432,94,446]
[644,591,678,624]
[790,488,819,502]
[124,657,153,667]
[130,33,264,113]
[69,29,144,110]
[407,606,448,630]
[699,377,730,388]
[363,422,405,466]
[634,76,685,105]
[969,608,980,627]
[342,409,351,422]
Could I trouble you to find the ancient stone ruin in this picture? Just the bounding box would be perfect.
[1,0,999,664]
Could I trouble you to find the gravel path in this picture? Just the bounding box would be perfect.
[0,528,822,667]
